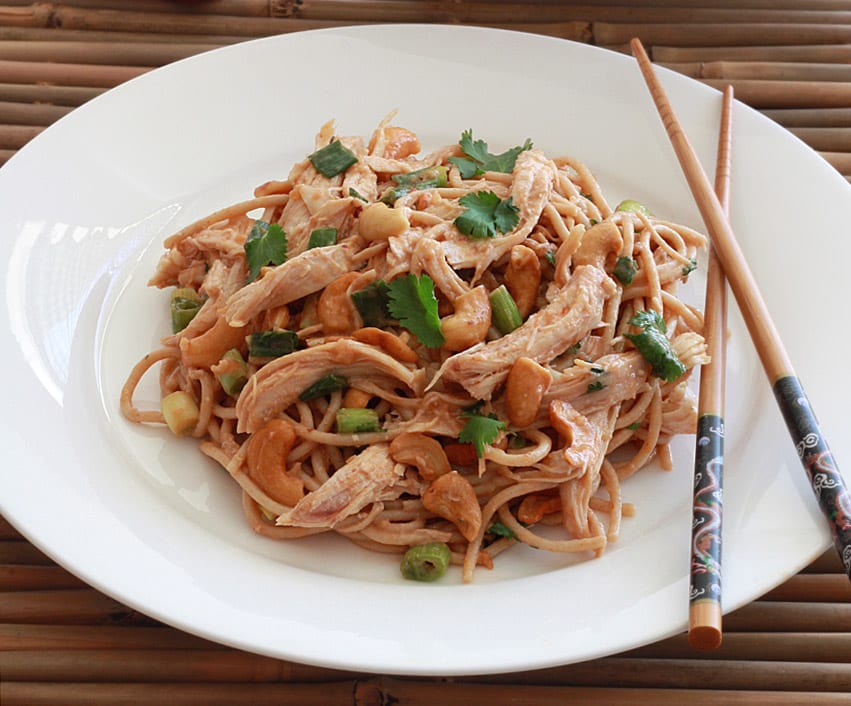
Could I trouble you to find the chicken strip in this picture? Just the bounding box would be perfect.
[224,240,357,327]
[236,339,424,433]
[439,264,617,400]
[276,443,403,528]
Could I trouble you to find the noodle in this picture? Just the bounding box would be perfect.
[121,118,709,582]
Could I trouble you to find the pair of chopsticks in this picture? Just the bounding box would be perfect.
[629,39,851,648]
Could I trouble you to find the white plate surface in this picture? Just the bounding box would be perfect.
[1,25,848,676]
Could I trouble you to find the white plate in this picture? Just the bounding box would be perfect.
[1,25,848,676]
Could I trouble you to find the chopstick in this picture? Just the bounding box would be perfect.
[630,38,851,581]
[688,85,733,650]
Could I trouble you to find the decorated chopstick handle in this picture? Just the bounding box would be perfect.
[689,415,724,609]
[774,376,851,578]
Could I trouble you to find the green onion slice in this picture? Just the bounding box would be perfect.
[400,542,452,582]
[489,285,523,335]
[335,408,381,434]
[299,374,348,401]
[308,140,358,178]
[248,330,300,360]
[170,287,202,333]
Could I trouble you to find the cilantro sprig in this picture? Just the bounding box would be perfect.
[244,220,288,282]
[624,310,686,382]
[454,191,519,239]
[386,273,445,348]
[449,130,533,178]
[458,404,507,458]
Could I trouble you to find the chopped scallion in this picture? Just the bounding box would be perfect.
[161,391,200,436]
[489,285,523,335]
[170,287,202,333]
[248,330,300,359]
[215,349,248,396]
[615,199,651,216]
[335,407,382,434]
[400,542,451,582]
[308,140,358,178]
[299,374,348,401]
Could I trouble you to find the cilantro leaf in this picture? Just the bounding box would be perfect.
[448,130,533,177]
[454,191,519,239]
[458,408,506,458]
[386,274,445,348]
[624,309,687,382]
[244,220,287,282]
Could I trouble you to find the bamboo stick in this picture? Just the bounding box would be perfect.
[3,680,848,706]
[0,58,148,87]
[762,108,851,128]
[595,23,851,47]
[0,124,41,149]
[358,679,851,706]
[628,632,851,663]
[820,151,851,174]
[0,590,157,626]
[652,45,851,63]
[0,101,72,126]
[0,82,105,106]
[17,0,276,16]
[280,0,851,24]
[699,79,851,109]
[0,681,358,706]
[0,26,253,44]
[664,61,851,83]
[473,0,851,8]
[0,39,217,65]
[724,601,851,632]
[0,541,53,565]
[789,128,851,152]
[11,6,364,36]
[0,648,355,683]
[0,565,86,591]
[470,657,851,691]
[0,624,220,651]
[762,575,851,602]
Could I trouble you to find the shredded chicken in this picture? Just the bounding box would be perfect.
[438,265,617,399]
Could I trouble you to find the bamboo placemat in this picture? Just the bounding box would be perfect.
[1,2,850,704]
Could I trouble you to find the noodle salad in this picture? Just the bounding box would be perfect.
[121,116,709,583]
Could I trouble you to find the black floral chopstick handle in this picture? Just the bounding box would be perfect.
[774,376,851,578]
[689,415,724,608]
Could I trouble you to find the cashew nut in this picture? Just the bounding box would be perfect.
[180,317,249,369]
[504,244,541,319]
[504,357,552,428]
[422,470,482,542]
[342,387,373,408]
[358,202,409,242]
[245,419,305,507]
[573,221,622,270]
[381,127,421,160]
[352,326,419,363]
[317,271,360,334]
[440,285,491,352]
[389,432,451,481]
